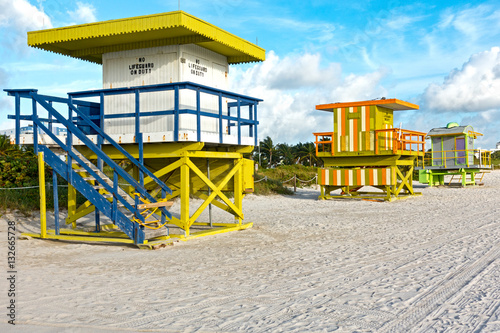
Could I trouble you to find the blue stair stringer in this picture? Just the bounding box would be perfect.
[43,146,143,242]
[5,89,173,245]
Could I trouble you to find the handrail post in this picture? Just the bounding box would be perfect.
[93,91,103,231]
[138,132,144,186]
[315,134,319,156]
[15,92,20,145]
[237,97,241,145]
[112,170,118,222]
[218,93,223,144]
[32,97,38,154]
[174,86,179,142]
[249,104,253,138]
[67,95,73,185]
[227,103,231,135]
[196,88,201,142]
[134,191,140,243]
[48,101,53,134]
[254,102,258,147]
[135,89,140,140]
[53,171,60,235]
[97,93,104,171]
[161,189,167,234]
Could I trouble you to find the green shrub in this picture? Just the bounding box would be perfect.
[252,165,317,195]
[253,178,294,195]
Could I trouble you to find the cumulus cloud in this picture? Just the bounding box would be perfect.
[423,47,500,112]
[0,0,52,31]
[0,67,12,127]
[233,52,341,91]
[230,51,389,143]
[0,0,52,53]
[67,2,97,24]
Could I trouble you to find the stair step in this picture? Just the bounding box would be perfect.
[137,201,174,210]
[118,199,138,207]
[83,177,96,181]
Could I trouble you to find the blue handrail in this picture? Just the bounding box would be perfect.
[4,89,172,221]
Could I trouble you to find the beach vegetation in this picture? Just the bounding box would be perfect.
[0,135,85,213]
[253,136,322,169]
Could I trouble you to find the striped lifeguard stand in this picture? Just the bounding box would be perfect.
[313,99,426,201]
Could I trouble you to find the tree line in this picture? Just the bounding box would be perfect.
[253,136,323,169]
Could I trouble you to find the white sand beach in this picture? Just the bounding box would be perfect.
[1,171,499,332]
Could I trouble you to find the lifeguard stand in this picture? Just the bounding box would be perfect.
[313,99,426,201]
[417,123,492,187]
[4,11,265,248]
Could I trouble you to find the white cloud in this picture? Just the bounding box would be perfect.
[450,5,500,41]
[331,69,389,102]
[423,47,500,112]
[67,2,96,24]
[233,52,341,91]
[0,67,12,131]
[0,0,52,31]
[0,0,52,53]
[230,51,389,143]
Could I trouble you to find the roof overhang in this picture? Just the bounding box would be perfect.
[316,99,419,112]
[427,125,483,138]
[27,11,265,65]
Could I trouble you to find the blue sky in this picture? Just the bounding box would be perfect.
[1,0,500,148]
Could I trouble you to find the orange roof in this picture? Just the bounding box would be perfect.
[316,99,419,112]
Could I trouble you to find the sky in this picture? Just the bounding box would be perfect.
[1,0,500,148]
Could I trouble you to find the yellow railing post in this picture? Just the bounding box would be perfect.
[180,156,190,236]
[234,158,243,225]
[38,152,47,238]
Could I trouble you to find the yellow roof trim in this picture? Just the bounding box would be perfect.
[27,11,265,65]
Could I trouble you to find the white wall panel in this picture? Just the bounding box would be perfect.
[102,44,240,142]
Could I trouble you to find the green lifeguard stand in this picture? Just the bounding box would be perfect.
[417,123,492,187]
[313,99,426,201]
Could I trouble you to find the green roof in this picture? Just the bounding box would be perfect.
[27,11,265,65]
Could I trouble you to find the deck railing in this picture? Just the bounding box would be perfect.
[375,128,426,155]
[419,149,492,169]
[6,82,262,147]
[68,81,262,146]
[313,128,425,156]
[313,132,334,155]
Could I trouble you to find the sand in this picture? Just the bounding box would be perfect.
[0,170,499,332]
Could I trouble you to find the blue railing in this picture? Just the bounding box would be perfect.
[67,81,262,146]
[4,89,173,242]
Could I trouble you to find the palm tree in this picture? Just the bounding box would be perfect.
[277,143,295,165]
[0,134,22,157]
[295,142,318,167]
[260,136,277,168]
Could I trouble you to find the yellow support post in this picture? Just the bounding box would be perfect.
[180,157,190,236]
[234,158,243,225]
[38,152,47,238]
[67,184,77,229]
